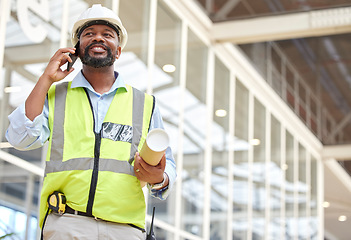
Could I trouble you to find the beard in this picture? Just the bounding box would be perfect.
[80,43,115,68]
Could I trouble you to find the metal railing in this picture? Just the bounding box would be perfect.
[239,42,338,145]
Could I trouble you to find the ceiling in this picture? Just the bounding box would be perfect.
[191,0,351,239]
[194,0,351,146]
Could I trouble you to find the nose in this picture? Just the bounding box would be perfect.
[92,33,105,42]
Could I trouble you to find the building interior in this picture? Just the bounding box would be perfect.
[1,0,351,239]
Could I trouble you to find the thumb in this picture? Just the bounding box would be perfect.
[159,154,166,170]
[64,67,75,76]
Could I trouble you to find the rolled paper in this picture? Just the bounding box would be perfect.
[139,128,169,188]
[140,128,169,166]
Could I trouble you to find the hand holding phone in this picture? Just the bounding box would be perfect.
[67,53,78,71]
[67,43,79,71]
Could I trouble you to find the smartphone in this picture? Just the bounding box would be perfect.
[67,43,79,71]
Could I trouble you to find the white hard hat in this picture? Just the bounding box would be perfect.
[71,4,128,49]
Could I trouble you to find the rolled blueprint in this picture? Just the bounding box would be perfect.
[140,128,169,166]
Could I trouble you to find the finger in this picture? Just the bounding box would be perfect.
[66,49,78,63]
[159,154,166,170]
[145,154,166,171]
[48,52,70,69]
[134,157,140,174]
[60,54,72,66]
[63,67,75,75]
[59,47,76,55]
[138,158,155,174]
[134,153,145,174]
[51,48,75,61]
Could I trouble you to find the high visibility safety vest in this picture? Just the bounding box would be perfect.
[39,81,155,229]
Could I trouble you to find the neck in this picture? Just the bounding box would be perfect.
[82,65,116,94]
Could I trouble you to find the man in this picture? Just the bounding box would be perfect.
[6,4,176,240]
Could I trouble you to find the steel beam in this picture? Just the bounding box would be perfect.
[211,7,351,44]
[323,144,351,161]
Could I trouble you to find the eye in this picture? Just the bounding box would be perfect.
[104,33,113,38]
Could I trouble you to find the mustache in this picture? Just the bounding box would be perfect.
[80,42,115,68]
[85,42,110,52]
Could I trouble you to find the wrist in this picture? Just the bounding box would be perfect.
[149,172,168,190]
[39,74,56,86]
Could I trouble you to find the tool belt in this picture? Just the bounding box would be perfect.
[44,192,146,233]
[46,191,98,218]
[47,191,98,219]
[65,205,95,218]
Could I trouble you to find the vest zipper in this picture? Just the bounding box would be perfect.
[83,88,101,216]
[86,131,101,216]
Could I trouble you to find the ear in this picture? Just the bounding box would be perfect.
[116,46,122,59]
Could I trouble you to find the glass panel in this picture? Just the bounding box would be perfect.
[271,46,283,97]
[181,28,208,236]
[285,131,295,238]
[269,115,282,239]
[1,0,72,238]
[286,67,295,110]
[252,98,266,239]
[211,56,230,239]
[233,80,249,240]
[310,157,318,240]
[310,97,318,134]
[147,1,181,226]
[117,0,151,90]
[0,171,40,240]
[238,43,267,78]
[298,144,308,239]
[153,228,174,240]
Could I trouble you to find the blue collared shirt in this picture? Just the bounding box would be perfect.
[6,71,176,200]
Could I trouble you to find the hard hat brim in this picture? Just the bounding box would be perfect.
[71,17,128,49]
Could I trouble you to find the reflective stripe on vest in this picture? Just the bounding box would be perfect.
[45,82,148,175]
[39,81,154,229]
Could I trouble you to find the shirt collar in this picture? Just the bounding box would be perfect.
[70,70,127,96]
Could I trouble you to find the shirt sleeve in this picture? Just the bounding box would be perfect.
[5,100,50,150]
[147,101,177,200]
